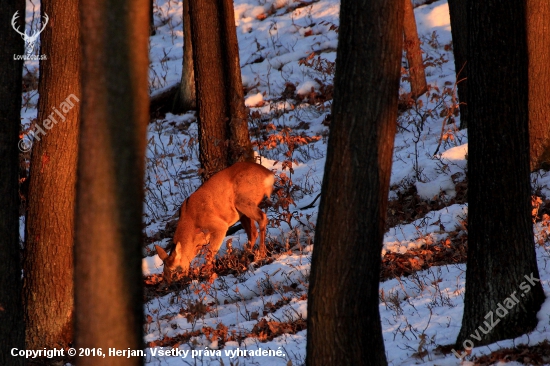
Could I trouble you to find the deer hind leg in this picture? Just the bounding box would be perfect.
[237,203,268,257]
[239,215,258,251]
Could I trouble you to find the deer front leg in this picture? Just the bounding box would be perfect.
[200,229,227,268]
[239,215,258,251]
[257,210,268,257]
[237,204,267,258]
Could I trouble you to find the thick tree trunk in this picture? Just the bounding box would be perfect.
[306,0,403,364]
[75,0,149,364]
[220,0,254,164]
[403,0,427,99]
[189,0,253,179]
[189,0,230,178]
[173,0,196,113]
[23,0,80,353]
[527,0,550,171]
[0,0,25,364]
[447,0,468,129]
[455,0,545,353]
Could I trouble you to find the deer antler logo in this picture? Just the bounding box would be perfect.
[11,11,49,56]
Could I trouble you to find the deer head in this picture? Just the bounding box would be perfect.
[155,162,274,283]
[12,11,49,56]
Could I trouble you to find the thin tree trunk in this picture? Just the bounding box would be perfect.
[23,0,80,353]
[75,0,149,364]
[0,0,25,363]
[447,0,468,129]
[403,0,427,99]
[527,0,550,171]
[306,0,403,364]
[455,0,545,352]
[172,0,196,113]
[150,0,156,35]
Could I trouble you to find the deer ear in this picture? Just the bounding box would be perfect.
[155,245,169,261]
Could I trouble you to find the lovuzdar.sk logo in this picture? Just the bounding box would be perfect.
[11,10,48,61]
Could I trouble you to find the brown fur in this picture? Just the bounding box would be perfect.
[155,162,274,282]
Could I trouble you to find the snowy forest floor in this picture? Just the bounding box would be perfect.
[17,0,550,365]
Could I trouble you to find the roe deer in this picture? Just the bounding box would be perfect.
[155,162,274,282]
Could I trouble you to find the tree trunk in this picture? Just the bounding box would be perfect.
[455,0,545,353]
[0,1,25,364]
[527,0,550,171]
[172,0,196,113]
[150,0,156,35]
[220,0,253,165]
[23,0,80,354]
[447,0,468,129]
[306,0,403,365]
[75,0,149,364]
[188,0,253,179]
[403,0,427,99]
[189,0,230,178]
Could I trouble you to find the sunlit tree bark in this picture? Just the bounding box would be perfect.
[527,0,550,171]
[403,0,427,99]
[24,0,80,354]
[188,0,253,179]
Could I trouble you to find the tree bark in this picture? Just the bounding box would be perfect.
[189,0,230,178]
[188,0,253,179]
[527,0,550,171]
[447,0,468,129]
[306,0,403,364]
[75,0,149,364]
[403,0,427,99]
[455,0,545,352]
[0,0,26,364]
[23,0,80,353]
[220,0,253,165]
[172,0,196,113]
[150,0,156,35]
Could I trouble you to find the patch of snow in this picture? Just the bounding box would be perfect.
[245,92,264,107]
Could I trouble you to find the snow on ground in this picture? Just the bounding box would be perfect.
[140,0,550,365]
[383,203,467,256]
[18,0,550,364]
